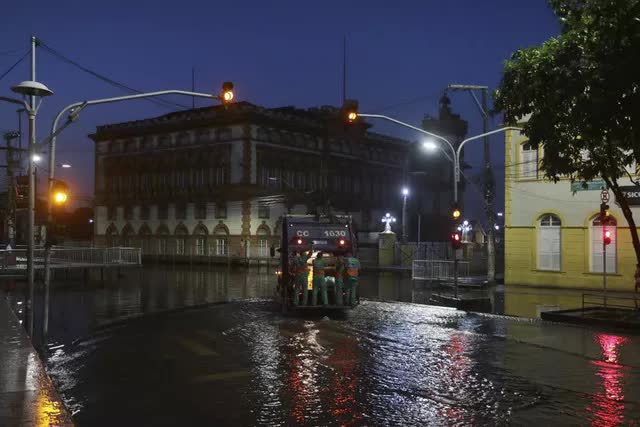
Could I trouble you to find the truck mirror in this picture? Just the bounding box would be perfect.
[270,245,276,258]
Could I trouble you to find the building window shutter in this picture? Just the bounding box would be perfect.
[537,214,561,271]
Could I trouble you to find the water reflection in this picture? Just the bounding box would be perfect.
[587,334,629,427]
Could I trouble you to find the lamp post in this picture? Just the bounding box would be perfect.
[357,112,521,297]
[401,187,409,243]
[1,79,53,336]
[40,85,233,337]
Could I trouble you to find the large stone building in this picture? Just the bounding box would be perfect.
[91,102,413,260]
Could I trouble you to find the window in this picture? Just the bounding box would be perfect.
[258,239,269,257]
[215,238,228,256]
[591,216,617,273]
[176,238,185,255]
[537,214,561,271]
[521,142,539,179]
[124,206,133,220]
[157,239,167,255]
[195,238,206,256]
[157,204,168,220]
[108,206,117,221]
[140,206,150,220]
[258,204,270,219]
[175,203,187,220]
[195,203,207,220]
[215,204,227,218]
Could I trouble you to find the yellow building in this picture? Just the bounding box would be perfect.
[504,128,639,292]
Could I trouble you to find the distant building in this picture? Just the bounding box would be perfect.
[505,125,638,291]
[90,102,415,261]
[413,94,468,241]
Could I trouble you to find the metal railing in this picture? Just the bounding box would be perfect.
[582,292,639,310]
[412,259,470,281]
[0,247,141,271]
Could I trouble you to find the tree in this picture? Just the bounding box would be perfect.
[495,0,640,268]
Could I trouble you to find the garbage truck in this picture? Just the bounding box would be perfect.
[275,214,360,312]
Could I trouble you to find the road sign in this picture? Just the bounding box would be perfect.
[601,189,610,203]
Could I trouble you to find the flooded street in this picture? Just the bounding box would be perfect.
[4,265,640,425]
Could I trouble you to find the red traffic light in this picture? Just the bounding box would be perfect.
[451,232,462,249]
[604,230,612,246]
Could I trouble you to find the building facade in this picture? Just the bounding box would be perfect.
[504,128,639,291]
[91,102,411,260]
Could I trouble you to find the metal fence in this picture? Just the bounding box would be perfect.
[0,247,141,271]
[412,259,470,281]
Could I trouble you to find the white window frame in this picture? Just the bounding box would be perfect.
[157,238,167,255]
[258,239,269,257]
[215,238,228,256]
[521,142,538,179]
[537,214,561,271]
[176,238,185,255]
[195,237,206,256]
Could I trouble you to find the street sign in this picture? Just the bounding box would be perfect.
[615,185,640,206]
[601,189,610,203]
[571,180,605,192]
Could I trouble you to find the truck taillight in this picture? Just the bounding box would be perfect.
[339,239,345,245]
[297,238,303,245]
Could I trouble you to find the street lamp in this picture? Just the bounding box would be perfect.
[40,83,234,337]
[4,79,53,337]
[401,187,409,243]
[422,140,438,151]
[356,111,521,297]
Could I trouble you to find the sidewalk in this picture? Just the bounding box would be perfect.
[0,299,73,426]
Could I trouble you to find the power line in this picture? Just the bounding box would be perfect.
[0,50,29,83]
[369,91,442,114]
[38,40,190,111]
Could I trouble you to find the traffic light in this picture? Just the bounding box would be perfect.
[51,180,69,206]
[452,204,461,221]
[451,231,462,249]
[342,99,359,123]
[221,82,234,103]
[604,229,612,246]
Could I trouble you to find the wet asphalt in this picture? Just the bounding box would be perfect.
[44,299,640,426]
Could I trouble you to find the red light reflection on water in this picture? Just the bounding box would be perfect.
[586,334,630,427]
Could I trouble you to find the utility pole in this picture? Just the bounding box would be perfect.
[447,84,496,283]
[2,132,20,246]
[27,35,37,337]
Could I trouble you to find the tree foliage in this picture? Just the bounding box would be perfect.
[495,0,640,265]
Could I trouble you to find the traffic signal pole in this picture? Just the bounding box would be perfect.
[41,87,234,336]
[603,227,607,307]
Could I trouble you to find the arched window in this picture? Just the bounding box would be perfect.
[521,141,539,179]
[538,214,561,271]
[193,224,208,256]
[174,224,188,255]
[256,223,270,258]
[591,215,617,273]
[105,223,119,247]
[156,224,169,255]
[212,223,229,256]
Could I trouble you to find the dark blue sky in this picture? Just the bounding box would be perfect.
[1,0,559,218]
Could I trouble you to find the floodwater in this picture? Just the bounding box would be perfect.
[4,264,640,425]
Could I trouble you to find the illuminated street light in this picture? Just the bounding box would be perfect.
[61,163,71,168]
[32,154,42,163]
[401,187,409,242]
[422,140,438,151]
